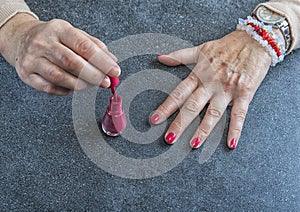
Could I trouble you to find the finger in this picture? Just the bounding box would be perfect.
[45,43,108,86]
[27,74,71,96]
[150,72,199,125]
[37,58,110,89]
[190,95,230,149]
[35,58,89,91]
[158,46,200,66]
[100,76,111,88]
[78,29,118,62]
[164,86,211,144]
[60,27,121,77]
[227,97,250,149]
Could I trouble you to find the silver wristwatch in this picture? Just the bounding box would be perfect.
[254,6,291,52]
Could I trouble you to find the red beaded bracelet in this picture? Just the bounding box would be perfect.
[237,16,285,66]
[247,22,282,57]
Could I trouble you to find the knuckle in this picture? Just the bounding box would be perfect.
[27,35,48,51]
[47,68,64,83]
[170,88,184,103]
[184,99,200,113]
[232,128,242,135]
[61,53,78,68]
[76,39,94,55]
[239,87,252,97]
[41,83,53,94]
[20,55,35,72]
[17,68,28,81]
[200,42,210,52]
[207,107,222,119]
[237,74,255,94]
[232,110,247,122]
[48,19,60,26]
[74,80,88,91]
[188,72,199,82]
[224,78,236,90]
[159,104,172,116]
[48,19,71,30]
[237,80,251,91]
[19,56,31,70]
[171,121,183,132]
[97,40,107,50]
[41,83,61,95]
[199,127,210,138]
[200,40,216,54]
[89,73,102,85]
[238,87,252,99]
[157,103,175,120]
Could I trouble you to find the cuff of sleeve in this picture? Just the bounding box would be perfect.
[253,3,298,54]
[0,2,39,29]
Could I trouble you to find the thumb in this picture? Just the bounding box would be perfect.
[157,46,200,66]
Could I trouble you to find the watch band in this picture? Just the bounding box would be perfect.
[274,20,291,52]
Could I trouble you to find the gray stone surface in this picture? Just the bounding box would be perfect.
[1,0,299,210]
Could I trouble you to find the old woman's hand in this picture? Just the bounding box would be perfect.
[0,14,119,95]
[151,30,272,149]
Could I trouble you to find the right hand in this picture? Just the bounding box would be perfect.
[0,13,120,95]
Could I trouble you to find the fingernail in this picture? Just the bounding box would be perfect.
[100,76,110,88]
[165,132,176,144]
[109,66,121,77]
[151,113,160,124]
[190,137,201,149]
[229,138,237,149]
[158,54,167,57]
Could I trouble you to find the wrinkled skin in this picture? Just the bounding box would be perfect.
[0,14,120,95]
[1,14,274,149]
[152,30,272,149]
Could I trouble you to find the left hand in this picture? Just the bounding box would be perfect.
[151,30,272,149]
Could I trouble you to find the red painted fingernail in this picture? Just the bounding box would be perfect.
[165,132,176,144]
[229,138,237,149]
[151,114,160,124]
[191,137,201,149]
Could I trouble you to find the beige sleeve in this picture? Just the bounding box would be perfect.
[255,0,300,53]
[0,0,38,29]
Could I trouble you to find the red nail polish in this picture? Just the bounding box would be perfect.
[229,138,237,149]
[151,114,160,124]
[102,95,126,136]
[191,137,201,149]
[165,132,176,144]
[109,77,119,95]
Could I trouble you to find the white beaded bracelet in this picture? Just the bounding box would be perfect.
[236,16,286,66]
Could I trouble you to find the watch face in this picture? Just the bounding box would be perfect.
[256,6,285,24]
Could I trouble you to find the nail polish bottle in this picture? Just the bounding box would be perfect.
[102,94,126,136]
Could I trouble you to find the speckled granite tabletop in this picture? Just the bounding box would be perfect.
[0,0,299,211]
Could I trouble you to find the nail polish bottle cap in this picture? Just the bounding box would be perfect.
[109,95,126,133]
